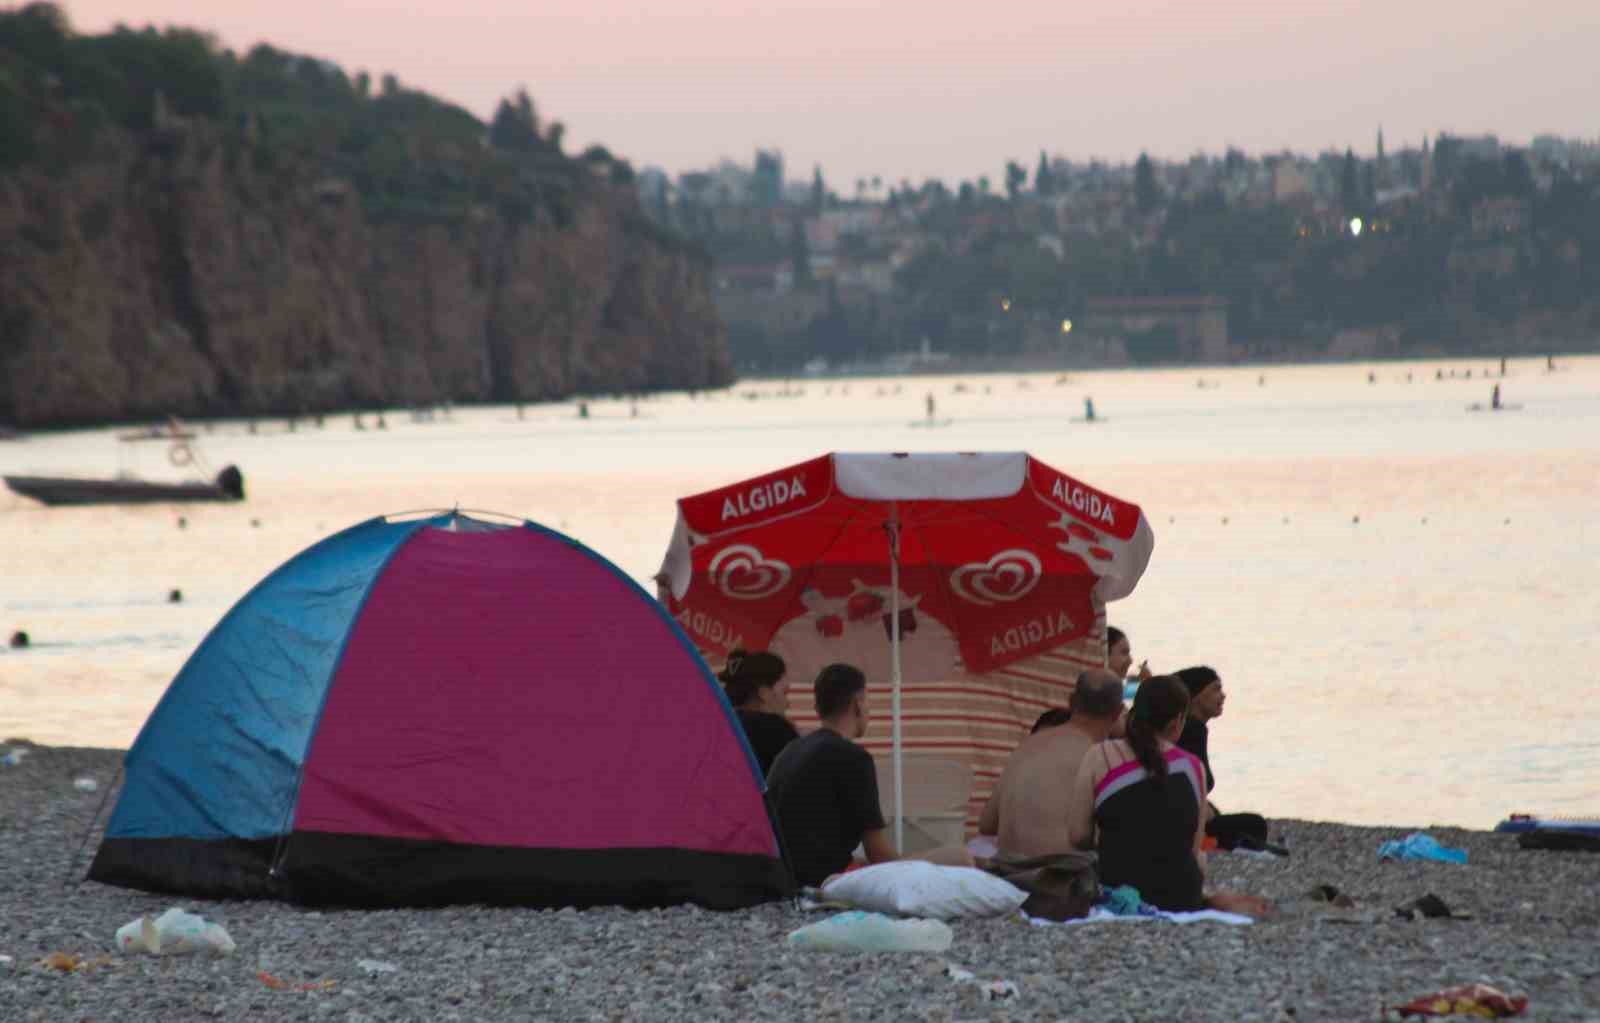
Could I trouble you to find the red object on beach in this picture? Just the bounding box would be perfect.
[1392,983,1528,1018]
[659,453,1152,678]
[658,453,1154,847]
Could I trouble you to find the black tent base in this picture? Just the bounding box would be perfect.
[89,833,793,910]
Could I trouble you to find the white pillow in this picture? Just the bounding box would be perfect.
[820,861,1027,919]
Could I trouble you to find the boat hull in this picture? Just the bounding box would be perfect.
[4,474,243,506]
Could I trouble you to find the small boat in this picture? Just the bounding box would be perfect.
[4,465,244,506]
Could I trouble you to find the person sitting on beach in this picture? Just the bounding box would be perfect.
[979,669,1125,857]
[1174,665,1271,851]
[766,663,970,887]
[1173,666,1224,794]
[1069,675,1269,916]
[1107,626,1152,688]
[719,649,798,776]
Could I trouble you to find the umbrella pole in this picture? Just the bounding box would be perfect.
[889,502,904,856]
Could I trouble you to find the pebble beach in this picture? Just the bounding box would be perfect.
[3,742,1597,1021]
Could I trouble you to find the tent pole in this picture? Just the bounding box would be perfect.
[889,502,903,856]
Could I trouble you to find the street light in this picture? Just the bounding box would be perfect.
[1060,319,1073,334]
[1348,216,1364,237]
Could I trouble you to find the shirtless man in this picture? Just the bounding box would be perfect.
[979,669,1125,857]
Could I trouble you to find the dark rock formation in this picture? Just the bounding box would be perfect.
[0,124,730,427]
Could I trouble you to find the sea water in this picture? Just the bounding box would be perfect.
[2,356,1596,828]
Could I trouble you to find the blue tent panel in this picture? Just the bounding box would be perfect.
[105,515,438,841]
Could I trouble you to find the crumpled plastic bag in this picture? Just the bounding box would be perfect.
[1378,833,1468,864]
[1391,982,1527,1018]
[116,907,235,956]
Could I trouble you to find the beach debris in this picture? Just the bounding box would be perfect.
[37,951,85,972]
[116,907,236,956]
[1393,893,1473,921]
[357,958,399,975]
[944,963,1019,1001]
[34,951,115,973]
[1378,832,1468,864]
[258,970,338,992]
[1,746,28,766]
[73,777,98,792]
[1389,982,1527,1018]
[1308,883,1355,908]
[786,911,953,953]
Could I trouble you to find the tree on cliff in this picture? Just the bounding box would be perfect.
[1135,153,1160,212]
[1005,160,1026,201]
[1035,151,1055,197]
[489,87,541,152]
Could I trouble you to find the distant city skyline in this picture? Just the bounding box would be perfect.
[61,0,1600,186]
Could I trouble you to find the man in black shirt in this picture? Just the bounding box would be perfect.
[765,663,893,887]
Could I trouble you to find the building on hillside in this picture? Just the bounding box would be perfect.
[1081,296,1231,363]
[1470,197,1530,238]
[1273,160,1312,201]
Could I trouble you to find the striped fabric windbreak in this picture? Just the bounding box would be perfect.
[712,614,1108,835]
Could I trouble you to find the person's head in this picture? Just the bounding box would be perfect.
[1106,626,1132,679]
[1070,668,1126,723]
[1124,674,1190,777]
[1031,708,1072,733]
[718,649,790,715]
[1176,665,1225,722]
[814,663,869,737]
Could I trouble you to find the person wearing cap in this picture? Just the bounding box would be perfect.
[1174,665,1270,851]
[1174,666,1224,793]
[718,649,798,776]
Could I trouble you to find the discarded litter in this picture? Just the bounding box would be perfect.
[1390,982,1527,1018]
[1308,883,1356,908]
[1378,833,1468,864]
[0,747,28,766]
[787,911,953,953]
[73,777,98,793]
[945,963,1019,1001]
[1393,894,1472,921]
[357,958,399,975]
[116,907,235,956]
[258,970,337,992]
[38,951,84,972]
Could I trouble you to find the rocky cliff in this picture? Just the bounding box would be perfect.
[0,124,731,428]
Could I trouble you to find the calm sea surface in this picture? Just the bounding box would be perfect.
[3,356,1596,828]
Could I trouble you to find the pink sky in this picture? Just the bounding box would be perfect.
[62,0,1600,186]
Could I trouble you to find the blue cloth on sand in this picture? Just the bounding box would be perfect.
[1377,833,1468,864]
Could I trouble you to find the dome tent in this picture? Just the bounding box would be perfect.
[89,511,790,910]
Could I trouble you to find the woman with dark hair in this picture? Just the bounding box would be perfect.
[1068,676,1270,916]
[1106,626,1151,686]
[719,649,798,776]
[1069,675,1206,910]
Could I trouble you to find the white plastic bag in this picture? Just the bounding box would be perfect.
[821,861,1027,920]
[116,907,235,956]
[787,911,952,953]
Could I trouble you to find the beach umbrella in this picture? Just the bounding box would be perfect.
[658,452,1154,852]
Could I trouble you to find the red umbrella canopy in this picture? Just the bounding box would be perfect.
[659,453,1153,679]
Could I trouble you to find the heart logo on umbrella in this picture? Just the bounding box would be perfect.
[708,544,792,600]
[949,549,1042,606]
